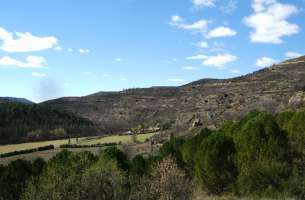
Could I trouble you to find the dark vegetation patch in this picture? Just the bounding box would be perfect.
[59,142,117,149]
[0,145,54,158]
[0,102,97,145]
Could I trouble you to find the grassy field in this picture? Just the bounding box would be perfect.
[79,132,155,145]
[0,133,156,154]
[0,133,157,165]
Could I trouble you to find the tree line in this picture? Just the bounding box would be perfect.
[0,145,54,158]
[0,109,304,199]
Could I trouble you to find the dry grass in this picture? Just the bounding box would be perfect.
[0,133,156,154]
[0,138,78,154]
[0,133,157,165]
[79,133,155,145]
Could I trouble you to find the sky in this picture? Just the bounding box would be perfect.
[0,0,305,102]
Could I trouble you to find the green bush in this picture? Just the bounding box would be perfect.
[159,137,185,166]
[130,155,148,176]
[181,128,211,172]
[195,132,237,195]
[21,150,97,200]
[0,160,34,200]
[100,147,129,171]
[286,110,305,155]
[284,167,305,199]
[79,155,128,200]
[276,110,294,130]
[233,111,290,196]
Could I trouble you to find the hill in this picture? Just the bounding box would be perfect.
[0,103,97,145]
[43,56,305,133]
[0,97,34,104]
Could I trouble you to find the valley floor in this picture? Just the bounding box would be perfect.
[0,132,157,165]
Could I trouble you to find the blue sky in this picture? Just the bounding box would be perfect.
[0,0,304,102]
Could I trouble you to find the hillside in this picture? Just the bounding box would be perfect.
[0,103,96,145]
[43,56,305,132]
[0,97,34,105]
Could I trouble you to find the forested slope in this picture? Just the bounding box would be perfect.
[0,103,97,144]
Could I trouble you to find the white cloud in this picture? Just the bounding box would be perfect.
[192,0,216,8]
[55,46,62,51]
[244,0,299,44]
[0,27,57,52]
[121,78,128,81]
[231,69,240,74]
[115,58,125,62]
[170,15,208,33]
[285,51,302,59]
[32,72,47,77]
[181,20,209,32]
[171,15,184,23]
[183,66,198,70]
[0,56,47,68]
[186,54,207,60]
[79,48,90,54]
[202,54,237,69]
[67,48,73,52]
[256,57,277,68]
[206,26,237,38]
[198,41,209,48]
[168,78,185,82]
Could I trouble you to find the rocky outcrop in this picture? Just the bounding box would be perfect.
[289,91,305,108]
[43,56,305,133]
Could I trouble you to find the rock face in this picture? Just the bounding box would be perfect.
[289,91,305,108]
[43,56,305,132]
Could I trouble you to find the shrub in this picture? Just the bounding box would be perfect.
[195,132,237,195]
[233,111,290,196]
[130,155,148,176]
[159,137,185,166]
[286,110,305,155]
[79,155,128,200]
[181,128,211,172]
[148,157,192,200]
[0,160,33,200]
[276,111,294,130]
[284,167,305,199]
[21,150,97,200]
[100,147,129,171]
[31,157,46,176]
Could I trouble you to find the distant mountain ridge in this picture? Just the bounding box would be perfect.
[43,56,305,133]
[0,97,34,104]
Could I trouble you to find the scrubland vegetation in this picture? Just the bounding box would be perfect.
[0,110,304,200]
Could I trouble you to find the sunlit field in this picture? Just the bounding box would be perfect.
[0,133,156,154]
